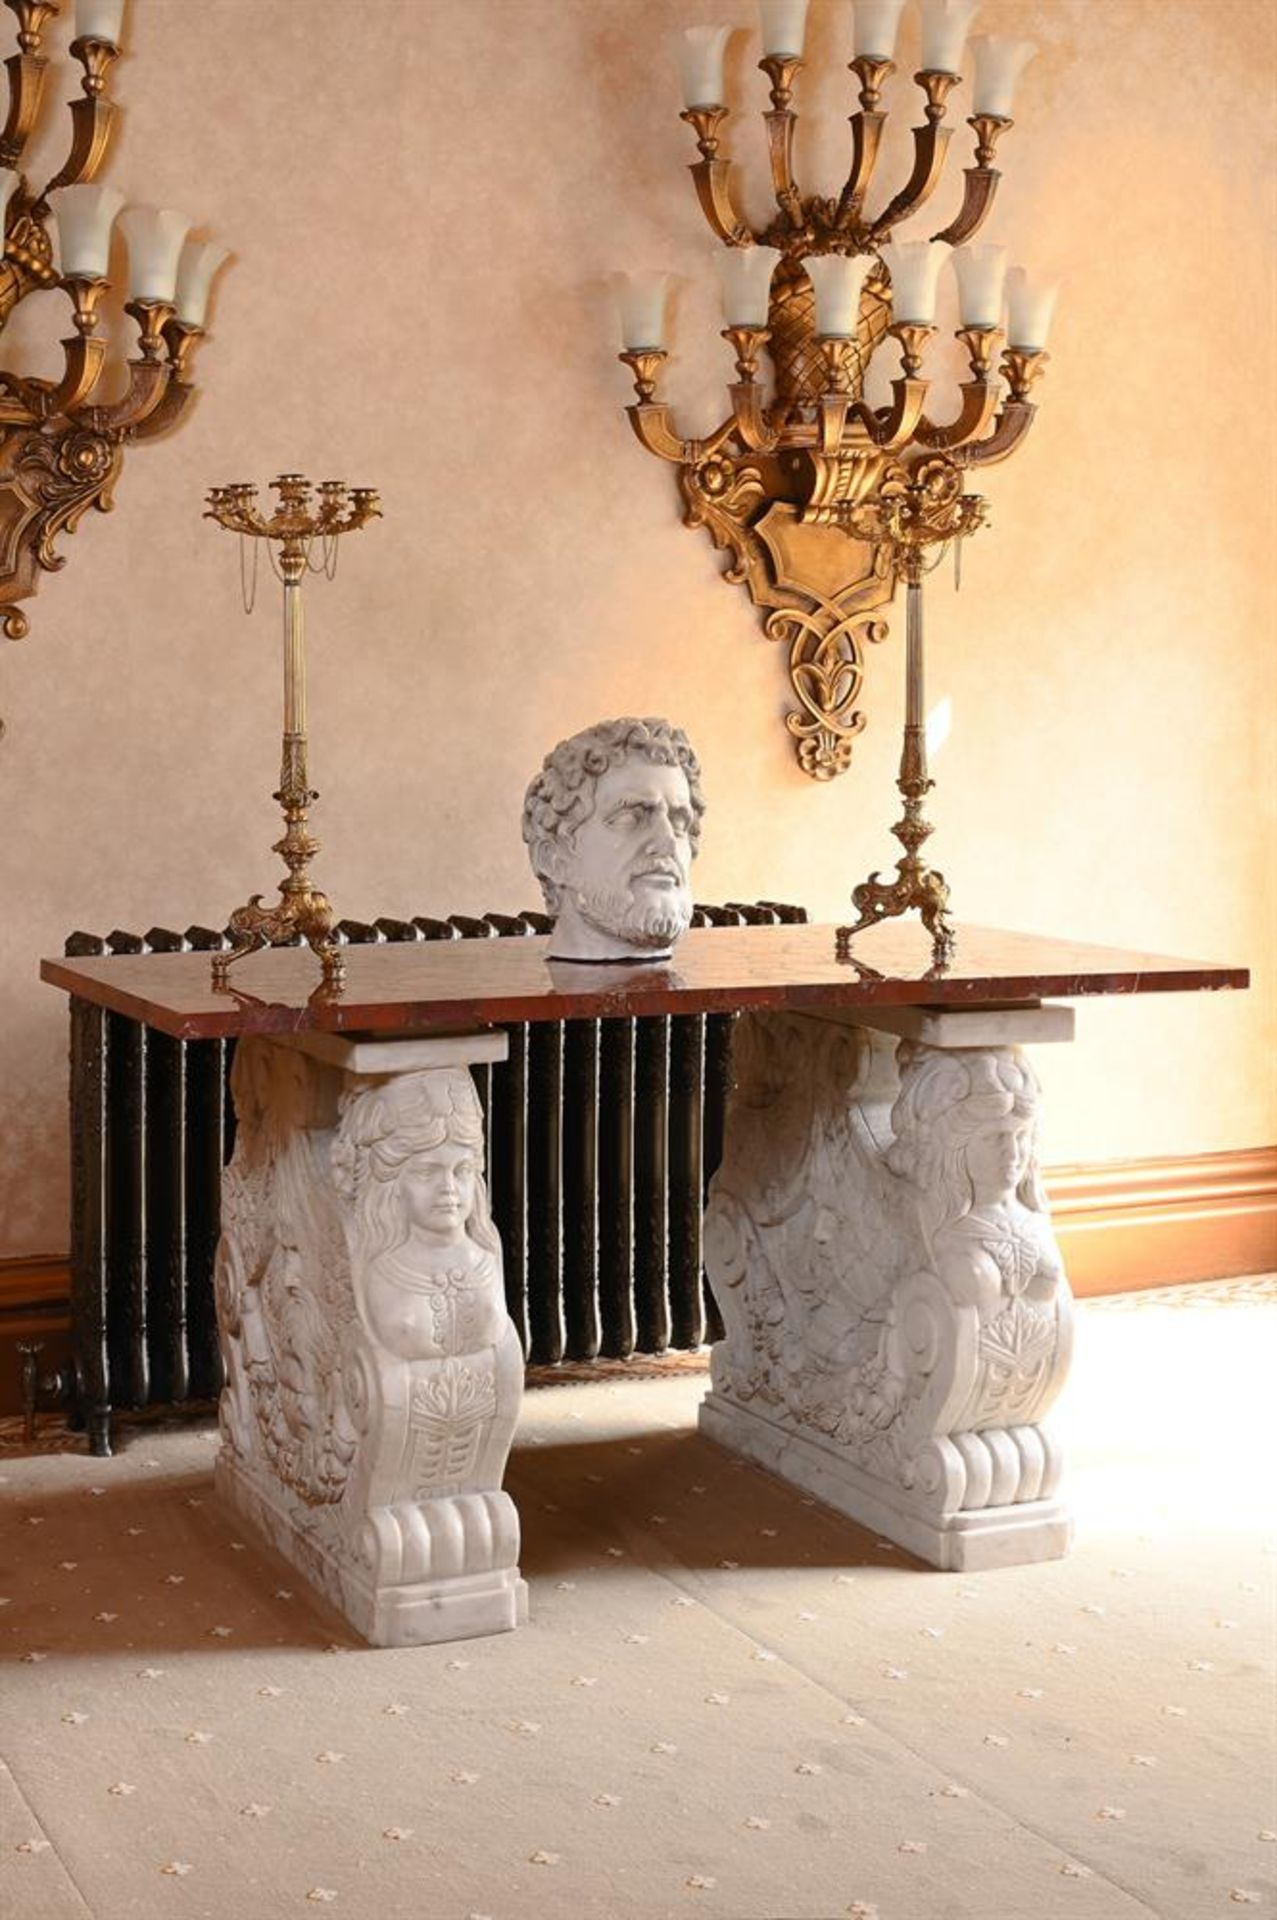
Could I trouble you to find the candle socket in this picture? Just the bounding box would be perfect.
[916,69,961,125]
[63,274,108,336]
[1001,346,1048,401]
[849,55,894,115]
[758,53,802,114]
[969,112,1012,168]
[889,321,935,377]
[619,347,668,404]
[69,35,120,98]
[125,298,176,361]
[11,1,57,57]
[680,105,728,163]
[162,318,204,379]
[721,325,769,384]
[956,324,1003,380]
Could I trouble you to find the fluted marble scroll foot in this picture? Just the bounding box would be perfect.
[212,1030,527,1646]
[701,1010,1075,1570]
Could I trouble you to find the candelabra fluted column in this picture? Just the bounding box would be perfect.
[837,461,988,964]
[838,550,955,962]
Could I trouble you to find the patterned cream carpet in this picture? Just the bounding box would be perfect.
[1,1279,1274,1920]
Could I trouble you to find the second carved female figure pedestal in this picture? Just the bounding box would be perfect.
[701,1011,1075,1569]
[214,1035,526,1647]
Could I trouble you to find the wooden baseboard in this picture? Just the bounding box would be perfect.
[1045,1146,1277,1296]
[0,1255,71,1311]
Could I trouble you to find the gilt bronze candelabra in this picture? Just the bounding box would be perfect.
[618,3,1051,781]
[205,475,381,992]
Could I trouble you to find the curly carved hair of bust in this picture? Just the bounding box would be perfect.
[522,716,706,913]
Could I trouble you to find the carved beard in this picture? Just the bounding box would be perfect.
[574,881,691,951]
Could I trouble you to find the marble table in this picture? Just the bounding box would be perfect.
[43,923,1247,1646]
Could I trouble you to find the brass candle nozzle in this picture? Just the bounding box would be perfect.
[849,54,894,114]
[619,347,668,405]
[889,321,936,378]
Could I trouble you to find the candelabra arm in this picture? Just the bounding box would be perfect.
[855,375,930,452]
[730,380,779,452]
[83,355,170,434]
[625,401,688,463]
[931,165,1000,246]
[0,47,47,170]
[38,331,108,416]
[126,375,197,442]
[37,89,118,199]
[757,55,804,225]
[913,378,1001,452]
[869,121,953,241]
[955,397,1037,467]
[836,110,886,224]
[124,320,203,440]
[627,400,737,466]
[690,157,753,246]
[763,110,802,224]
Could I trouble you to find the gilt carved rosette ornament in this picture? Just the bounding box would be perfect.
[701,1010,1074,1568]
[615,0,1055,779]
[214,1036,527,1647]
[0,0,229,722]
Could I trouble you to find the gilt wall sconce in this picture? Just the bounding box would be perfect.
[616,0,1055,783]
[0,0,228,722]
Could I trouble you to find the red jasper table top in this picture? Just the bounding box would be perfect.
[40,922,1249,1043]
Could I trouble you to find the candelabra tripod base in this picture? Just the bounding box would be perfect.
[210,887,345,992]
[837,861,956,971]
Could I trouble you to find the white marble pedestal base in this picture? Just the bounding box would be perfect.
[701,1009,1076,1570]
[212,1030,527,1647]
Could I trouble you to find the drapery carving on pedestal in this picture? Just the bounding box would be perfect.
[701,1012,1074,1568]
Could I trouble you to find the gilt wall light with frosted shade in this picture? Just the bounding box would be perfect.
[0,0,229,730]
[615,0,1056,794]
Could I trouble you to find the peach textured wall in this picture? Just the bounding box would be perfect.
[0,0,1273,1259]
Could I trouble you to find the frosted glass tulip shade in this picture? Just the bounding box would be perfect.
[851,0,906,61]
[917,0,980,76]
[970,36,1036,116]
[118,205,192,301]
[47,182,125,279]
[679,25,732,108]
[879,240,952,326]
[74,0,126,42]
[802,253,879,338]
[952,244,1006,328]
[616,272,672,351]
[759,0,808,58]
[1006,267,1057,351]
[174,240,230,328]
[718,245,782,328]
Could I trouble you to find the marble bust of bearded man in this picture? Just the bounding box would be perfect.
[521,716,706,963]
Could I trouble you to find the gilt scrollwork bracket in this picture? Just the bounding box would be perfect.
[0,418,122,641]
[670,434,901,779]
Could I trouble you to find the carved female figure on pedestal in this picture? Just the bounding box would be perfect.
[887,1043,1072,1433]
[334,1068,522,1503]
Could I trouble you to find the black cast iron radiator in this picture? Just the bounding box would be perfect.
[64,901,807,1455]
